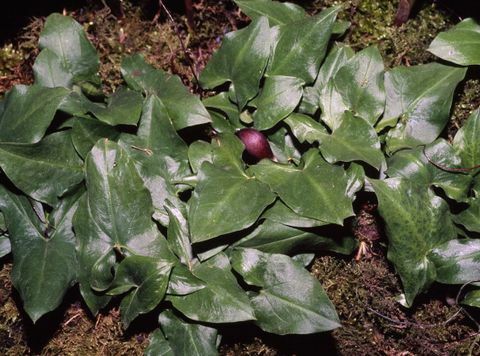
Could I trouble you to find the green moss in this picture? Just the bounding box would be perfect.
[0,44,23,77]
[311,255,478,355]
[448,79,480,140]
[300,0,452,67]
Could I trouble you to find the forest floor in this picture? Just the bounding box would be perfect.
[1,0,480,355]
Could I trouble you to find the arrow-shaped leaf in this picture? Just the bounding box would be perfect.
[369,178,457,306]
[0,131,84,206]
[250,149,353,225]
[0,185,80,322]
[231,248,340,334]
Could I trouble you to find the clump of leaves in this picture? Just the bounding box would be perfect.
[0,1,480,354]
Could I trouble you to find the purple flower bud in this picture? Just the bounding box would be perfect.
[236,128,274,161]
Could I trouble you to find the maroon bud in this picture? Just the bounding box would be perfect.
[236,128,274,161]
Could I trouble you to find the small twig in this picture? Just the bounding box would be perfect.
[157,0,200,85]
[63,313,82,327]
[423,146,480,173]
[131,145,153,156]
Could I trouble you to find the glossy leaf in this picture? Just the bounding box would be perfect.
[430,239,480,284]
[89,87,143,126]
[36,13,99,84]
[145,329,174,356]
[108,256,173,328]
[428,18,480,66]
[211,133,245,174]
[71,117,120,159]
[234,218,356,255]
[121,55,211,129]
[188,163,275,243]
[250,149,353,225]
[381,63,466,152]
[0,85,69,143]
[370,178,457,306]
[462,289,480,308]
[165,200,193,267]
[0,131,84,206]
[0,185,79,322]
[301,44,354,115]
[267,7,339,83]
[75,140,174,307]
[454,197,480,233]
[158,310,218,356]
[33,48,74,88]
[118,95,191,225]
[322,46,385,128]
[320,111,384,169]
[169,253,255,323]
[231,248,341,334]
[188,141,213,174]
[261,200,327,228]
[284,113,328,145]
[253,75,304,130]
[167,264,205,296]
[387,139,471,201]
[234,0,306,26]
[200,17,273,109]
[202,92,242,130]
[453,108,480,170]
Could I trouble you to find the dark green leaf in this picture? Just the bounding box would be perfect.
[462,289,480,308]
[0,85,69,143]
[267,7,339,83]
[261,200,327,228]
[454,197,480,233]
[121,55,211,129]
[188,162,275,243]
[369,178,457,306]
[0,131,84,206]
[75,140,174,301]
[300,44,354,115]
[430,239,480,284]
[158,310,218,356]
[234,218,356,255]
[169,253,255,323]
[203,92,242,130]
[320,111,384,169]
[71,117,120,159]
[321,46,385,127]
[165,200,193,267]
[234,0,306,26]
[188,141,213,174]
[211,133,245,174]
[33,48,74,88]
[380,63,466,152]
[118,95,191,225]
[253,76,304,130]
[0,185,80,322]
[108,256,173,328]
[36,13,99,84]
[387,139,471,201]
[284,113,328,145]
[231,248,340,334]
[199,17,273,109]
[89,87,143,126]
[250,149,353,225]
[453,108,480,170]
[167,264,205,296]
[428,18,480,66]
[145,329,174,356]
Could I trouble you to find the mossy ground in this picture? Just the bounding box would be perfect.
[1,0,480,355]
